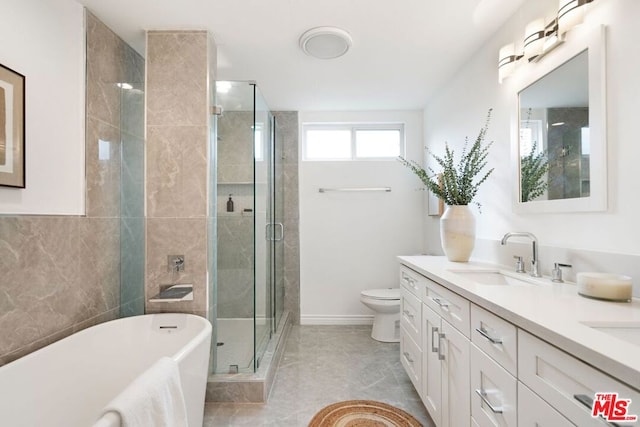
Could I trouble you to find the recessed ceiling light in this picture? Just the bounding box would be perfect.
[299,26,353,60]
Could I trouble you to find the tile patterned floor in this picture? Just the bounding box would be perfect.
[204,325,434,426]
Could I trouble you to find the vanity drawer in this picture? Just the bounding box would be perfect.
[400,265,425,297]
[401,288,422,348]
[400,328,422,394]
[471,304,517,376]
[518,330,640,427]
[518,381,574,427]
[423,277,470,338]
[470,344,517,427]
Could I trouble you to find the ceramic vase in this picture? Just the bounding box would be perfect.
[440,205,476,262]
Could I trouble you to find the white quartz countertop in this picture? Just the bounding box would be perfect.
[398,255,640,391]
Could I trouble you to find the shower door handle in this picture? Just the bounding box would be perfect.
[274,223,284,241]
[265,223,284,241]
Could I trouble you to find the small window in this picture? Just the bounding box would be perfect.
[303,123,404,161]
[305,129,351,160]
[355,129,402,158]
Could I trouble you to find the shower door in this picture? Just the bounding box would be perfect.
[253,86,273,368]
[213,81,282,374]
[272,115,285,328]
[214,81,258,374]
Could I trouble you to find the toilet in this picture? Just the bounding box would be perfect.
[360,288,401,342]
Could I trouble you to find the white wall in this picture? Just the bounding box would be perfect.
[299,111,425,324]
[0,0,85,215]
[424,0,640,274]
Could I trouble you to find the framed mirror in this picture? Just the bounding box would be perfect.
[512,25,606,213]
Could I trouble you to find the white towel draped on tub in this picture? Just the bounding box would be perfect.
[96,357,189,427]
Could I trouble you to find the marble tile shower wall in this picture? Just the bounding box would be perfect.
[217,111,254,185]
[215,111,300,322]
[217,111,255,319]
[0,12,144,365]
[145,31,215,317]
[275,111,301,324]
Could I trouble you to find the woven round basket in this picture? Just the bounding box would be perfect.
[308,400,423,427]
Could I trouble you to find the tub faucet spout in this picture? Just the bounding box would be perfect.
[500,232,541,277]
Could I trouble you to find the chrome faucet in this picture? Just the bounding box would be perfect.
[500,232,541,277]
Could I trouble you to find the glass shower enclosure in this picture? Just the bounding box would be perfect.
[213,81,284,374]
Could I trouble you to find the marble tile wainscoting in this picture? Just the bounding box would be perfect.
[0,217,120,365]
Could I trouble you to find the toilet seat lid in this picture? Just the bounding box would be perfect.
[361,288,400,300]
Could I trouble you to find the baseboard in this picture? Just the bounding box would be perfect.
[300,315,374,325]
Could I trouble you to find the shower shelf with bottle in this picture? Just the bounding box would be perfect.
[218,210,254,217]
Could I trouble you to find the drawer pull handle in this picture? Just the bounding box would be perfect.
[574,394,592,409]
[475,389,503,414]
[438,332,445,361]
[401,273,419,290]
[475,327,503,344]
[403,309,415,319]
[573,394,622,427]
[432,297,450,308]
[403,351,414,363]
[431,327,439,353]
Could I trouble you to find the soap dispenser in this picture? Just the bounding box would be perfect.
[226,194,234,212]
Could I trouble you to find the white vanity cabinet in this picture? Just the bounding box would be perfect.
[470,344,517,427]
[470,305,517,377]
[519,330,640,427]
[518,382,574,427]
[422,276,471,427]
[470,308,573,427]
[423,274,470,338]
[470,305,518,427]
[400,266,425,394]
[398,258,640,427]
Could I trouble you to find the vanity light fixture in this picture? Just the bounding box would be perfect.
[523,19,546,61]
[498,43,522,83]
[532,18,566,63]
[558,0,595,35]
[541,31,564,56]
[299,26,353,60]
[498,0,597,82]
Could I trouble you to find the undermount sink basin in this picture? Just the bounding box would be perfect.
[448,270,534,286]
[580,321,640,347]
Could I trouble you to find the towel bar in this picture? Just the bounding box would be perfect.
[318,187,391,193]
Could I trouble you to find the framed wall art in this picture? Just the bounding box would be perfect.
[0,63,25,188]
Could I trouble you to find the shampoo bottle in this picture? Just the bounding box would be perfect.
[226,194,234,212]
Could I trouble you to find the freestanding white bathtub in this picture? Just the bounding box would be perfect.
[0,313,212,427]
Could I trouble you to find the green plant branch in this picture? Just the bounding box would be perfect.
[399,108,494,211]
[520,140,548,202]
